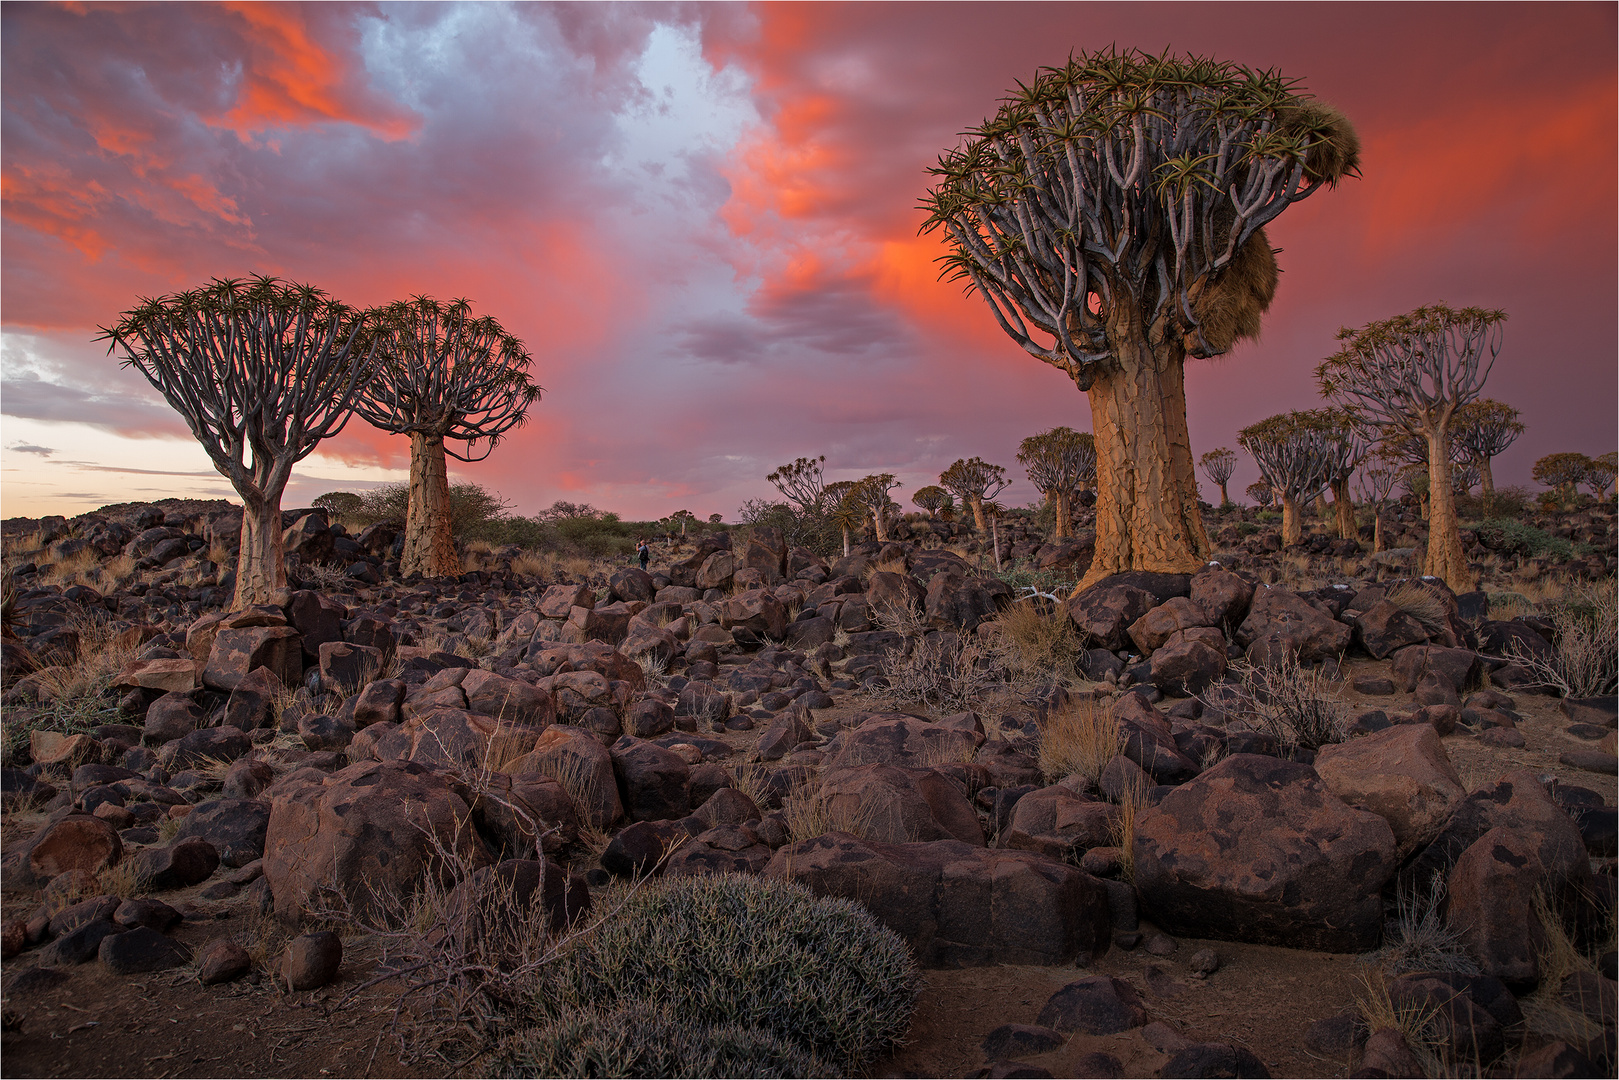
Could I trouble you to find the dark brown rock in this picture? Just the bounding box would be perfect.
[203,625,302,692]
[281,931,342,992]
[1035,975,1146,1035]
[197,937,252,984]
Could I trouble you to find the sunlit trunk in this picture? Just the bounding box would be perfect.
[969,496,987,532]
[1053,490,1071,540]
[1331,477,1356,541]
[234,491,288,609]
[1372,504,1385,553]
[841,525,850,558]
[1478,457,1495,499]
[1280,493,1303,547]
[1424,427,1472,589]
[1076,311,1209,593]
[872,509,889,543]
[402,432,459,578]
[1217,481,1230,507]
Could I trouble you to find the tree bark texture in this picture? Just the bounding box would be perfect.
[1217,481,1230,507]
[1424,428,1473,589]
[1331,478,1356,541]
[1372,506,1385,553]
[1078,323,1210,592]
[872,511,889,543]
[1054,490,1071,540]
[969,496,987,533]
[402,432,459,578]
[1479,457,1495,498]
[233,494,288,609]
[1280,494,1303,547]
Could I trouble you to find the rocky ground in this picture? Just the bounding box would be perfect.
[0,496,1615,1078]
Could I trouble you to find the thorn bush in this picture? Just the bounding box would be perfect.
[526,874,919,1072]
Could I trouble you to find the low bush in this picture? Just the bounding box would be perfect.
[530,874,918,1072]
[1472,517,1575,560]
[1210,654,1346,753]
[495,1001,830,1078]
[1038,698,1119,786]
[990,600,1083,688]
[1508,579,1618,698]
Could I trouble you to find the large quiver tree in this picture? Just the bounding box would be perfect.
[1017,427,1096,539]
[1317,304,1506,590]
[99,276,375,608]
[355,297,539,578]
[922,49,1358,591]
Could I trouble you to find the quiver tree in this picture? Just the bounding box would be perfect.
[823,480,863,556]
[669,509,697,537]
[1588,452,1618,500]
[1318,304,1506,590]
[912,485,951,518]
[1451,399,1523,499]
[1353,447,1403,552]
[1317,410,1369,541]
[939,457,1010,532]
[1533,452,1592,505]
[922,48,1358,590]
[849,474,903,542]
[99,276,375,608]
[1199,448,1237,507]
[1238,410,1344,547]
[766,456,827,513]
[1245,480,1273,507]
[1017,427,1096,539]
[355,297,539,578]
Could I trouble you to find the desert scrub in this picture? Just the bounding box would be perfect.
[1472,517,1576,560]
[1376,872,1479,976]
[988,600,1083,688]
[1037,698,1119,786]
[1209,654,1346,754]
[494,1000,829,1079]
[528,874,919,1072]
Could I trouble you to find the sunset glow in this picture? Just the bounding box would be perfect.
[4,2,1614,522]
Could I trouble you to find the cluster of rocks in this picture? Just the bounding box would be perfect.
[2,500,1615,1077]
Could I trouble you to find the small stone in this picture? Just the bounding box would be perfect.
[1036,975,1147,1035]
[281,931,342,992]
[1188,947,1221,977]
[1144,931,1178,956]
[1141,1020,1187,1053]
[197,938,252,985]
[38,919,120,966]
[1160,1042,1270,1078]
[1112,931,1141,950]
[113,898,182,933]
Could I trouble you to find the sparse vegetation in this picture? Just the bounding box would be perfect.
[1212,655,1346,753]
[1037,698,1119,786]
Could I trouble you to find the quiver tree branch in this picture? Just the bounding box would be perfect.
[766,456,828,514]
[355,296,540,578]
[1017,428,1096,539]
[1199,448,1237,506]
[921,48,1358,590]
[1451,399,1524,498]
[939,457,1011,533]
[98,275,376,607]
[1317,303,1506,589]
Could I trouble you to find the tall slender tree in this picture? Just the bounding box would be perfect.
[1450,399,1524,499]
[823,480,863,556]
[1317,304,1506,589]
[1017,428,1095,539]
[355,297,539,578]
[922,49,1358,590]
[1238,411,1343,547]
[849,474,902,542]
[1353,446,1403,552]
[939,457,1010,532]
[99,276,376,607]
[1199,448,1237,507]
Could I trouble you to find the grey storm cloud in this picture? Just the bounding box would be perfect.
[8,443,54,456]
[0,370,189,439]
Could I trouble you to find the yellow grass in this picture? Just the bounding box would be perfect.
[1038,698,1120,786]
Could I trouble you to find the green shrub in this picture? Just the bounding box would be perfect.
[530,875,918,1072]
[1255,509,1281,524]
[1472,518,1575,560]
[494,1001,830,1079]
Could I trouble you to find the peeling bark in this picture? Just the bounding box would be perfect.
[1077,317,1209,592]
[402,432,459,578]
[1424,428,1473,589]
[1280,494,1303,547]
[1054,489,1071,540]
[233,494,287,609]
[969,496,987,533]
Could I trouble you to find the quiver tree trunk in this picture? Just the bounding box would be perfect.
[1217,481,1230,507]
[402,432,459,578]
[1054,489,1071,540]
[872,511,889,543]
[235,493,288,609]
[969,497,987,532]
[1280,494,1303,547]
[1081,327,1209,590]
[1372,505,1386,553]
[1478,457,1495,499]
[1424,428,1473,589]
[1332,478,1356,541]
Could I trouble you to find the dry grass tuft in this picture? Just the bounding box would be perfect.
[1213,654,1346,753]
[783,780,887,845]
[1384,581,1452,634]
[1351,969,1447,1078]
[990,601,1084,689]
[1111,779,1148,884]
[512,551,557,579]
[1038,698,1119,786]
[1376,872,1479,976]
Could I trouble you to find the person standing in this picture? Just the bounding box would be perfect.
[636,539,650,572]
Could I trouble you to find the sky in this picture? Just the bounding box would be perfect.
[3,1,1615,523]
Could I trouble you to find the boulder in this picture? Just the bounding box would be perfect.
[1191,567,1255,628]
[505,726,622,830]
[27,814,122,881]
[721,589,788,642]
[1066,584,1156,651]
[1353,600,1431,660]
[287,590,345,660]
[999,786,1119,861]
[924,569,1004,632]
[1132,754,1397,951]
[766,833,1111,968]
[1235,587,1351,667]
[1149,627,1228,697]
[143,691,203,743]
[174,798,271,868]
[609,568,655,603]
[824,713,979,772]
[349,679,406,727]
[100,926,190,975]
[538,584,594,619]
[695,551,738,591]
[282,931,342,991]
[202,625,302,692]
[1390,645,1481,696]
[126,837,220,891]
[461,669,554,727]
[470,772,578,857]
[223,666,282,730]
[158,725,250,771]
[1036,976,1147,1035]
[817,763,984,846]
[263,759,492,922]
[609,737,692,822]
[1128,597,1214,655]
[318,641,384,688]
[1312,725,1467,858]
